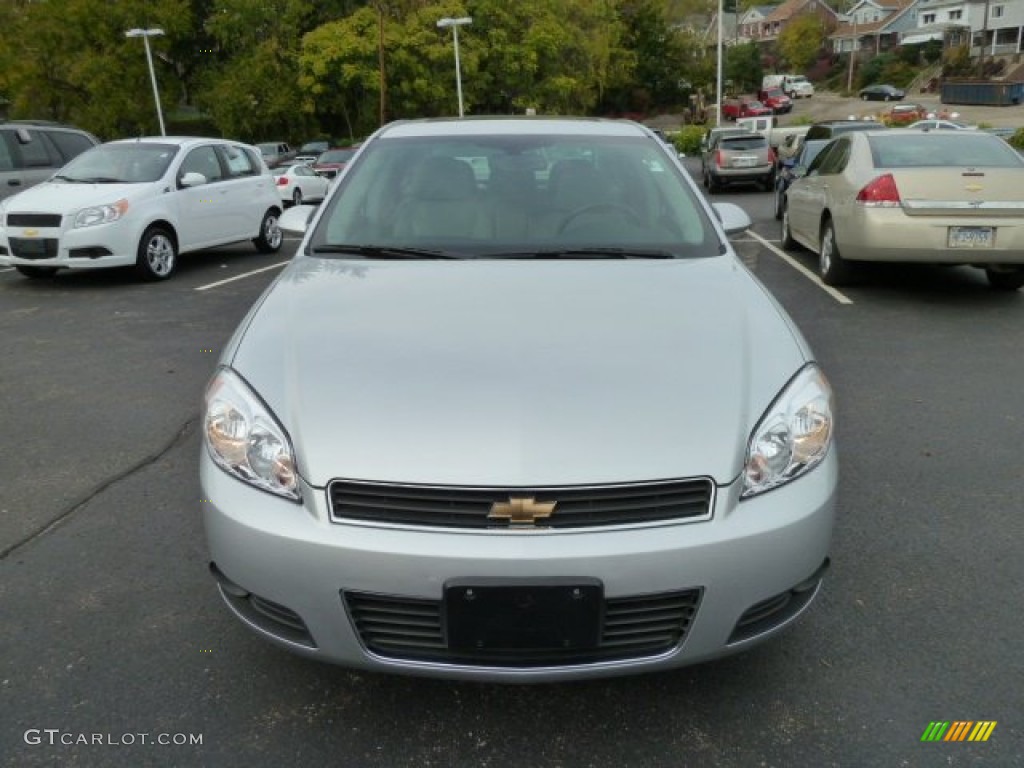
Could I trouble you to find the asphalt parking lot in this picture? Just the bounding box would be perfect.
[2,176,1022,766]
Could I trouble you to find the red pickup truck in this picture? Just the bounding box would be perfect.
[757,88,793,114]
[721,98,773,121]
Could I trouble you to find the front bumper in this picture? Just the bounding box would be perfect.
[0,219,139,269]
[201,451,837,682]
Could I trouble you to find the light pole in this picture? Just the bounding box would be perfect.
[437,16,472,118]
[125,28,167,136]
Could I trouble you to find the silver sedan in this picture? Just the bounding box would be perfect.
[201,117,837,682]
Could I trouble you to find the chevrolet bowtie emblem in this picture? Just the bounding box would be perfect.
[23,228,39,237]
[488,496,556,526]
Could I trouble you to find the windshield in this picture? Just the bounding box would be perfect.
[305,133,719,259]
[54,143,178,183]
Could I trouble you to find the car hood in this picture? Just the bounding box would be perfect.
[2,181,157,214]
[229,257,810,488]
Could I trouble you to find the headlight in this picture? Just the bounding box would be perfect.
[203,367,300,501]
[74,199,129,228]
[742,364,834,499]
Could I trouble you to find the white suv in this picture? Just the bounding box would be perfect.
[0,136,283,280]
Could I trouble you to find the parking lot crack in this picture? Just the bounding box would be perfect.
[0,417,197,560]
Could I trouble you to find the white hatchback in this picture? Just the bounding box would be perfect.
[0,136,283,280]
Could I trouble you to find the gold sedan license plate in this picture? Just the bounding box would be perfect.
[948,226,994,249]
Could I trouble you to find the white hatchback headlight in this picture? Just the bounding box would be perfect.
[742,364,834,499]
[74,199,129,228]
[203,367,300,501]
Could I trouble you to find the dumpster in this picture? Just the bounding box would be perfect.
[941,80,1024,106]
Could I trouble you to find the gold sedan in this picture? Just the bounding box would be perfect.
[780,130,1024,290]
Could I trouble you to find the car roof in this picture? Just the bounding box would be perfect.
[104,136,245,149]
[377,116,651,139]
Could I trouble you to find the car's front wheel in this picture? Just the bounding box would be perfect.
[15,265,59,279]
[780,202,797,249]
[985,266,1024,291]
[819,219,853,286]
[253,209,283,253]
[135,225,177,281]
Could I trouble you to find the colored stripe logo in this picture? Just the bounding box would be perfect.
[921,721,997,742]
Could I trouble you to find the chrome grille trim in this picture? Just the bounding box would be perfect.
[327,477,715,529]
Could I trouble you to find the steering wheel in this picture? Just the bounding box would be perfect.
[558,204,643,235]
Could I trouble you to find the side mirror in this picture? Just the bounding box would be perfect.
[712,202,752,236]
[792,165,809,179]
[15,128,33,144]
[179,172,207,188]
[279,204,317,235]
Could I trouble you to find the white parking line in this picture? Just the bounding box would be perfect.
[745,231,854,305]
[194,261,289,292]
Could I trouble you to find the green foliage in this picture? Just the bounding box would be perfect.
[777,15,825,73]
[672,125,706,155]
[1009,128,1024,150]
[724,43,761,94]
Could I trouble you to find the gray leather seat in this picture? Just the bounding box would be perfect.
[392,156,491,240]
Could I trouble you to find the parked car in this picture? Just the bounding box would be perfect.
[294,140,331,165]
[312,147,358,179]
[0,137,283,280]
[858,84,905,102]
[703,131,776,192]
[884,103,928,125]
[773,138,830,220]
[757,88,793,114]
[721,98,773,121]
[274,162,331,206]
[200,116,837,682]
[256,141,296,168]
[804,119,885,141]
[906,119,976,131]
[781,129,1024,289]
[0,120,100,202]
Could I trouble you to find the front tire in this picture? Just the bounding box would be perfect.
[15,265,58,279]
[780,202,797,249]
[985,266,1024,290]
[819,219,853,286]
[135,225,177,281]
[253,209,283,253]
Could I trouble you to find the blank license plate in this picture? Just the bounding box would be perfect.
[948,226,994,249]
[732,156,757,167]
[445,578,602,650]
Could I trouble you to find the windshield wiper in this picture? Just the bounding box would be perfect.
[490,248,675,259]
[310,244,463,259]
[73,176,123,184]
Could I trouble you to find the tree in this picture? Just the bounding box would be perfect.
[724,42,761,94]
[776,14,827,74]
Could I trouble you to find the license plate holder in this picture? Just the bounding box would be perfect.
[948,226,994,249]
[445,578,603,651]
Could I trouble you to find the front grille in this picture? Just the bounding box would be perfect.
[328,478,714,529]
[7,213,62,227]
[9,238,58,260]
[344,588,701,667]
